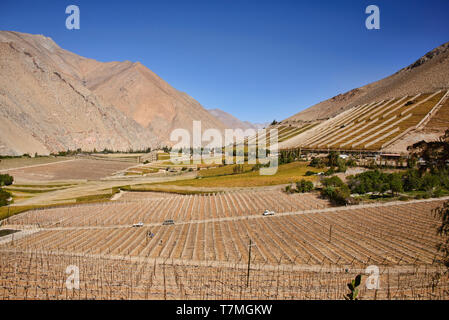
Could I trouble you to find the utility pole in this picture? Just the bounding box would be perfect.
[329,225,332,243]
[246,239,256,287]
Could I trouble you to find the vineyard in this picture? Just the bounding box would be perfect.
[1,249,447,299]
[3,191,329,227]
[280,90,449,151]
[4,159,134,182]
[1,190,448,299]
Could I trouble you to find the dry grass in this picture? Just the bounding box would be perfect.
[161,162,320,188]
[4,159,133,181]
[0,156,73,171]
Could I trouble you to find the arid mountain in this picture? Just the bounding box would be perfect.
[0,36,158,156]
[0,31,226,155]
[208,108,267,133]
[82,61,227,141]
[285,41,449,123]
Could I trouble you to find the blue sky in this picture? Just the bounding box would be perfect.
[1,0,449,123]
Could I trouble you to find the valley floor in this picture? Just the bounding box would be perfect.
[0,156,448,300]
[1,190,448,299]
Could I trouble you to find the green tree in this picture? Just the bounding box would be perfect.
[389,173,403,196]
[296,179,314,193]
[309,157,325,168]
[0,174,13,186]
[327,151,339,167]
[322,176,345,188]
[0,189,12,207]
[408,129,449,173]
[403,169,422,191]
[321,185,350,205]
[337,158,347,173]
[421,175,440,192]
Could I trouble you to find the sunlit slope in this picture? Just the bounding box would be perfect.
[280,90,449,152]
[243,123,319,148]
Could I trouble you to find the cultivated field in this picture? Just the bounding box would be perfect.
[1,249,447,300]
[0,156,74,171]
[4,191,330,227]
[1,190,448,299]
[163,162,320,188]
[3,159,134,182]
[281,90,449,151]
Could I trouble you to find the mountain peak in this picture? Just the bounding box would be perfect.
[208,108,268,131]
[403,41,449,72]
[0,30,227,154]
[286,41,449,123]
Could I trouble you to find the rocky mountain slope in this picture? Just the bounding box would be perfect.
[0,31,227,155]
[0,38,158,156]
[285,41,449,123]
[208,108,267,132]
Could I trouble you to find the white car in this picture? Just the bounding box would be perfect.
[132,222,144,227]
[262,210,275,216]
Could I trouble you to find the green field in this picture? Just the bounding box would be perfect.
[160,162,322,188]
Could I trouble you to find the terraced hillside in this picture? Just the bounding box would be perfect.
[280,90,449,152]
[244,123,319,148]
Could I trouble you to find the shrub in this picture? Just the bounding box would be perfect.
[388,173,403,196]
[309,157,325,168]
[336,158,347,173]
[322,176,345,188]
[421,175,440,192]
[346,158,357,167]
[347,170,390,195]
[327,152,340,167]
[0,174,13,186]
[296,179,314,193]
[433,188,445,198]
[321,184,350,205]
[305,171,316,176]
[0,189,12,207]
[403,169,422,191]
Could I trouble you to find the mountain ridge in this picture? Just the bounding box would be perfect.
[208,108,267,132]
[284,41,449,123]
[0,30,228,155]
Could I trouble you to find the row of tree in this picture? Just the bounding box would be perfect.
[309,152,357,174]
[0,174,13,207]
[285,179,314,194]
